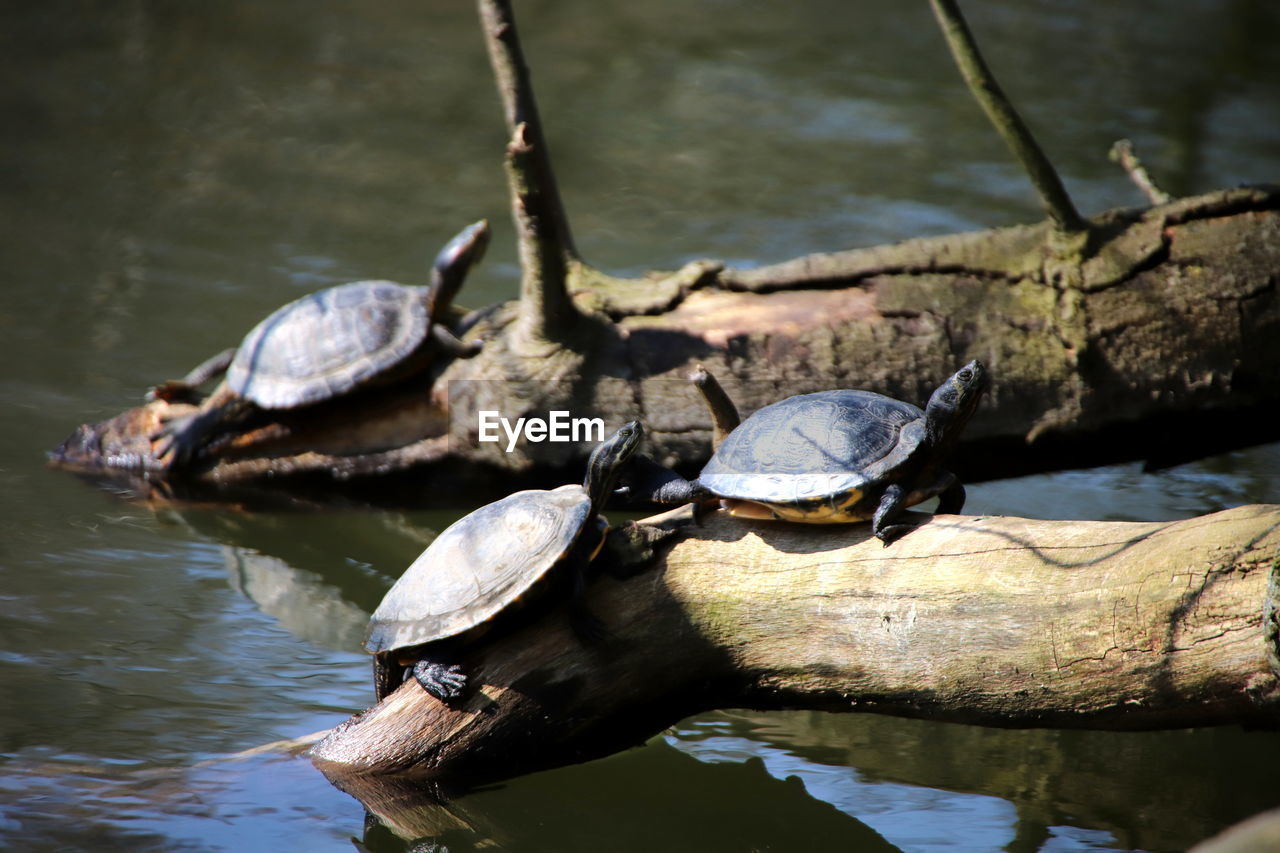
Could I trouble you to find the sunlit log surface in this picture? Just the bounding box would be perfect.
[51,186,1280,499]
[310,504,1280,788]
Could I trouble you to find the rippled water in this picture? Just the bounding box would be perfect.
[3,1,1279,851]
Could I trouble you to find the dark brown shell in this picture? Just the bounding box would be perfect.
[227,280,429,409]
[365,485,592,654]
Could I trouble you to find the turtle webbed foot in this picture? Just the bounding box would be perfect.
[874,524,914,546]
[149,414,208,470]
[149,397,243,471]
[602,519,680,578]
[149,419,192,468]
[412,660,468,703]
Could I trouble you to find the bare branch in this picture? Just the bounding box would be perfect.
[928,0,1088,236]
[477,0,581,343]
[1110,138,1174,205]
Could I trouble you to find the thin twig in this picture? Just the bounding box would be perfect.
[928,0,1088,236]
[1109,139,1173,206]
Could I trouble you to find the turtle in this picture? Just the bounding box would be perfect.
[365,420,644,703]
[634,360,989,544]
[150,219,491,468]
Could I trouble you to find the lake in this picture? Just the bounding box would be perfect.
[3,1,1279,850]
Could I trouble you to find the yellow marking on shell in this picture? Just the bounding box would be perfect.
[721,500,777,520]
[834,488,866,517]
[723,488,869,524]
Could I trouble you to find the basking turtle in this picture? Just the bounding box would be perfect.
[365,421,643,703]
[637,361,989,543]
[151,220,491,468]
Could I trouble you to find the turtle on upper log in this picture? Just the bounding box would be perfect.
[149,220,491,470]
[365,420,644,704]
[631,361,989,544]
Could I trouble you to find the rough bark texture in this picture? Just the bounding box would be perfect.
[309,504,1280,789]
[50,186,1280,502]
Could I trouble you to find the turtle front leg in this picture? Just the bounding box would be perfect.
[566,546,610,645]
[935,480,966,515]
[624,454,712,507]
[151,392,252,471]
[410,656,469,704]
[429,323,483,358]
[871,483,915,545]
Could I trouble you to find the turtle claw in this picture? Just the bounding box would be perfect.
[148,400,240,471]
[412,660,468,703]
[149,415,201,469]
[874,524,912,546]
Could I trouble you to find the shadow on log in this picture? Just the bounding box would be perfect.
[309,504,1280,790]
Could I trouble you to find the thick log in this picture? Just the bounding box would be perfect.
[50,186,1280,500]
[309,504,1280,788]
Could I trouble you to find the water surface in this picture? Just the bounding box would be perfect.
[3,1,1279,850]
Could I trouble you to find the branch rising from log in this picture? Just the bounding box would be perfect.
[478,0,581,345]
[1110,138,1174,205]
[928,0,1088,236]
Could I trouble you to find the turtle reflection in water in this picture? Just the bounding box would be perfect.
[635,361,989,544]
[150,220,491,469]
[365,421,643,703]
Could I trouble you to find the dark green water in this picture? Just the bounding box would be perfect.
[3,1,1279,850]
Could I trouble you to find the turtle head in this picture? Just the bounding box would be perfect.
[585,420,645,509]
[924,360,989,449]
[427,220,491,315]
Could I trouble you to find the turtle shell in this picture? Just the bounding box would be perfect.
[365,484,593,656]
[226,280,430,409]
[700,390,925,517]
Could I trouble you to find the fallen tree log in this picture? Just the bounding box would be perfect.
[309,504,1280,789]
[47,0,1280,502]
[50,185,1280,501]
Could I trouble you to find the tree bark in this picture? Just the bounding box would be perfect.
[50,185,1280,501]
[309,504,1280,788]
